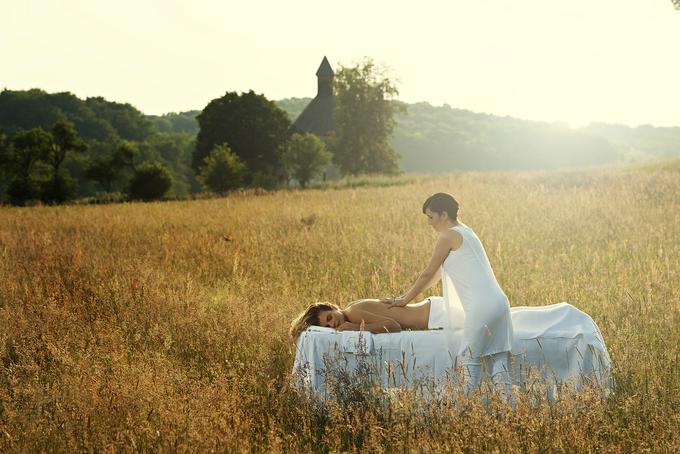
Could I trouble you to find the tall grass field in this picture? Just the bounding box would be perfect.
[0,168,678,452]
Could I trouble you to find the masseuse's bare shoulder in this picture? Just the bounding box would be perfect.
[440,228,463,250]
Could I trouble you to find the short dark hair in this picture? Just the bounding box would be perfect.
[422,193,459,221]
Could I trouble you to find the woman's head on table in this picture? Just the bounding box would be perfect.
[289,302,346,341]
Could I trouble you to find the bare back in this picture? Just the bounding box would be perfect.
[344,299,430,330]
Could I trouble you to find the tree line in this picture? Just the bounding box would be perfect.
[391,104,680,172]
[146,101,680,176]
[4,59,678,205]
[272,101,680,173]
[0,88,200,205]
[0,59,401,205]
[192,58,400,192]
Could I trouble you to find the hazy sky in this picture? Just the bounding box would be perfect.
[3,0,679,127]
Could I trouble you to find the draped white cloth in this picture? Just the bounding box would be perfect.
[441,224,513,356]
[292,300,613,400]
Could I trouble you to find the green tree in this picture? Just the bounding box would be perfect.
[0,132,10,201]
[198,144,247,194]
[194,90,291,182]
[83,141,137,194]
[112,141,139,171]
[42,120,87,203]
[0,89,151,142]
[127,161,173,201]
[144,132,199,196]
[147,111,200,135]
[0,132,8,158]
[85,97,154,141]
[331,58,403,175]
[85,156,119,192]
[5,128,52,204]
[282,133,332,188]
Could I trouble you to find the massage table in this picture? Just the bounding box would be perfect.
[292,300,613,400]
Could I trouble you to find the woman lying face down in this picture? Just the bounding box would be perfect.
[289,298,434,342]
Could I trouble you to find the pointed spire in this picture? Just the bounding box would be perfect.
[289,57,336,136]
[316,56,334,97]
[316,56,334,77]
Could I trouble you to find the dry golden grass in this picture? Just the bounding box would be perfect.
[0,168,679,452]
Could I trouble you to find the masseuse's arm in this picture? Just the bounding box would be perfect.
[423,268,441,291]
[386,231,459,307]
[396,269,440,301]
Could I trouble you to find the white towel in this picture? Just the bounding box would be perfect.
[306,326,336,333]
[305,326,374,353]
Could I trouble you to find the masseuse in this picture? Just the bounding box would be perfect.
[381,193,514,397]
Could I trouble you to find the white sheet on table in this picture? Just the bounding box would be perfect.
[306,326,375,353]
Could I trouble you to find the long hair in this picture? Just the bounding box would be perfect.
[289,302,340,343]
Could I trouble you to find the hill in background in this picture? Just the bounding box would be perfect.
[154,98,680,172]
[2,89,679,176]
[147,110,201,136]
[0,89,199,199]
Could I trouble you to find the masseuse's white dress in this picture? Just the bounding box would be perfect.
[441,224,513,357]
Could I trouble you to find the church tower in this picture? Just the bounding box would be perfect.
[289,56,336,137]
[316,56,334,97]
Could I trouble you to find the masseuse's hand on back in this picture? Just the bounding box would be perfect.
[379,295,409,308]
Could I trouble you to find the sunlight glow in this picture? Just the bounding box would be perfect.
[2,0,679,126]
